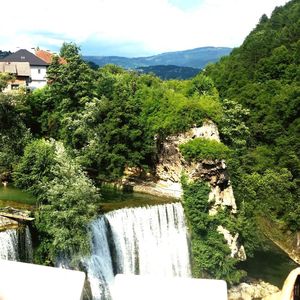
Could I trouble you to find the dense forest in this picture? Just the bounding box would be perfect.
[0,0,299,285]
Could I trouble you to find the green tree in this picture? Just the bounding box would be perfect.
[13,139,56,195]
[0,94,31,180]
[220,99,250,149]
[14,139,100,264]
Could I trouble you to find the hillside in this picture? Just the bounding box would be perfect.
[205,0,300,255]
[136,65,200,80]
[84,46,232,69]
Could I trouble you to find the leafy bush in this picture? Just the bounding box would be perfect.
[180,138,230,161]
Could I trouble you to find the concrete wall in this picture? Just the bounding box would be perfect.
[28,66,47,89]
[111,274,228,300]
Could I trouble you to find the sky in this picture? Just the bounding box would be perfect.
[0,0,290,57]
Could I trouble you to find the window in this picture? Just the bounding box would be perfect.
[11,84,19,90]
[38,69,41,74]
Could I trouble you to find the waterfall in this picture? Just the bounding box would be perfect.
[107,202,191,277]
[0,229,19,260]
[85,217,115,300]
[85,202,191,300]
[0,226,33,262]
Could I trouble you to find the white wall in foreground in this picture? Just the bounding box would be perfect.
[0,259,85,300]
[111,274,228,300]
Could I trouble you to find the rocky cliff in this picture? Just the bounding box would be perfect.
[125,120,236,207]
[123,120,245,259]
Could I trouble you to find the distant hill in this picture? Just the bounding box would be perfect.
[0,50,11,60]
[83,47,232,69]
[136,65,200,80]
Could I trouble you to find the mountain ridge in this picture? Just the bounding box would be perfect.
[83,46,232,69]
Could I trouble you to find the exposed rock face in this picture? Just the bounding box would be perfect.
[154,120,238,214]
[217,225,246,261]
[136,120,232,201]
[123,120,244,260]
[155,121,221,186]
[123,121,226,199]
[228,281,280,300]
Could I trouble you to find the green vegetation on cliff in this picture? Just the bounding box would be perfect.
[182,179,245,284]
[180,138,230,161]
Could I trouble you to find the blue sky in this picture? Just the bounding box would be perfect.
[0,0,290,57]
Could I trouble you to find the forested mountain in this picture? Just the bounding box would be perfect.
[84,46,232,69]
[206,0,300,249]
[136,65,201,80]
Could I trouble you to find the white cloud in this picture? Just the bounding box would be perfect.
[0,0,290,55]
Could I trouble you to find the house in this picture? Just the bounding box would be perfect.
[0,49,49,90]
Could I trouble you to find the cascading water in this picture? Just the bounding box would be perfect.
[85,217,115,300]
[0,229,19,260]
[85,202,191,300]
[0,226,33,262]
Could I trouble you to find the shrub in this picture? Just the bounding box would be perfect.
[180,137,231,161]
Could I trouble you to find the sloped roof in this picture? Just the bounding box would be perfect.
[16,62,31,76]
[0,49,49,66]
[0,62,31,76]
[35,49,67,64]
[0,62,16,74]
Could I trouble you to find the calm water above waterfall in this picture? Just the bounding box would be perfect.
[0,185,36,207]
[85,202,191,300]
